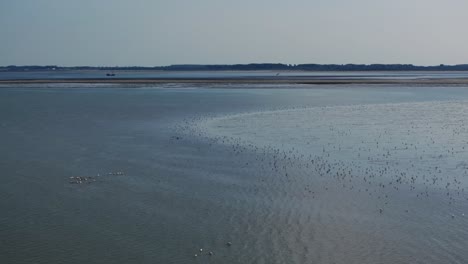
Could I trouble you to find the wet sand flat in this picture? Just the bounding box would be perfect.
[2,77,468,85]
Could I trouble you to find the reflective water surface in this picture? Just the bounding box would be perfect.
[1,84,468,264]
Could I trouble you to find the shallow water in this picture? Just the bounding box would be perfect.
[1,84,468,264]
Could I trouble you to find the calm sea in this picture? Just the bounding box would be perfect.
[1,83,468,264]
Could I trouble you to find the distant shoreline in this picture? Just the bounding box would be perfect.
[2,63,468,72]
[2,77,468,86]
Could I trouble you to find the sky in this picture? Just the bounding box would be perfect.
[1,0,468,66]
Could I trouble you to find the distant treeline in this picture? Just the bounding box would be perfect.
[2,63,468,72]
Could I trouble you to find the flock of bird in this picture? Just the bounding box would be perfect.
[68,171,126,185]
[193,242,232,258]
[176,101,468,218]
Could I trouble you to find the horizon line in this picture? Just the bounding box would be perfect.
[2,63,468,68]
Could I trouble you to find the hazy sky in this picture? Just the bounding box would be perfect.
[1,0,468,66]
